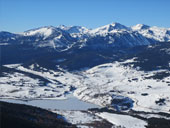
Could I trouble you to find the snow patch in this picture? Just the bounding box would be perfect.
[97,112,147,128]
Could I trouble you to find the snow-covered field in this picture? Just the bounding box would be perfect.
[0,96,99,111]
[1,59,170,128]
[53,110,147,128]
[54,110,103,127]
[0,64,70,100]
[97,112,147,128]
[53,110,123,128]
[1,58,170,114]
[55,59,170,113]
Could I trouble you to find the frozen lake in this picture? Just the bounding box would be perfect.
[0,95,100,110]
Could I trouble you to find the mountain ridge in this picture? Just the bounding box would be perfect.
[0,22,170,50]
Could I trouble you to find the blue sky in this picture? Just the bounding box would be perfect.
[0,0,170,32]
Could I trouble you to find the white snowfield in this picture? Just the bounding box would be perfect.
[53,109,147,128]
[1,64,70,100]
[1,61,170,128]
[54,59,170,113]
[54,110,148,128]
[97,112,147,128]
[54,110,102,125]
[0,59,170,113]
[2,59,170,114]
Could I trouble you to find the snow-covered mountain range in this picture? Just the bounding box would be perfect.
[0,22,170,50]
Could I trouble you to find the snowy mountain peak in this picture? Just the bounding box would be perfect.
[90,22,129,35]
[58,25,68,30]
[131,24,170,42]
[59,25,89,34]
[23,26,57,38]
[58,25,90,38]
[109,22,128,30]
[68,26,89,34]
[1,22,170,50]
[132,24,150,30]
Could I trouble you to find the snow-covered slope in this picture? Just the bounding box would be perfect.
[90,22,129,36]
[21,23,170,44]
[97,112,147,128]
[23,26,56,38]
[86,29,151,48]
[23,25,88,38]
[132,24,170,42]
[0,31,19,43]
[20,26,76,50]
[1,22,170,50]
[59,25,89,35]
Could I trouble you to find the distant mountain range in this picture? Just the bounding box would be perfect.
[0,22,170,51]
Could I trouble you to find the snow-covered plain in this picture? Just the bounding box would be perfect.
[97,112,147,128]
[2,59,170,114]
[53,110,148,128]
[54,110,102,125]
[1,65,70,100]
[1,59,170,128]
[54,59,170,113]
[1,95,99,111]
